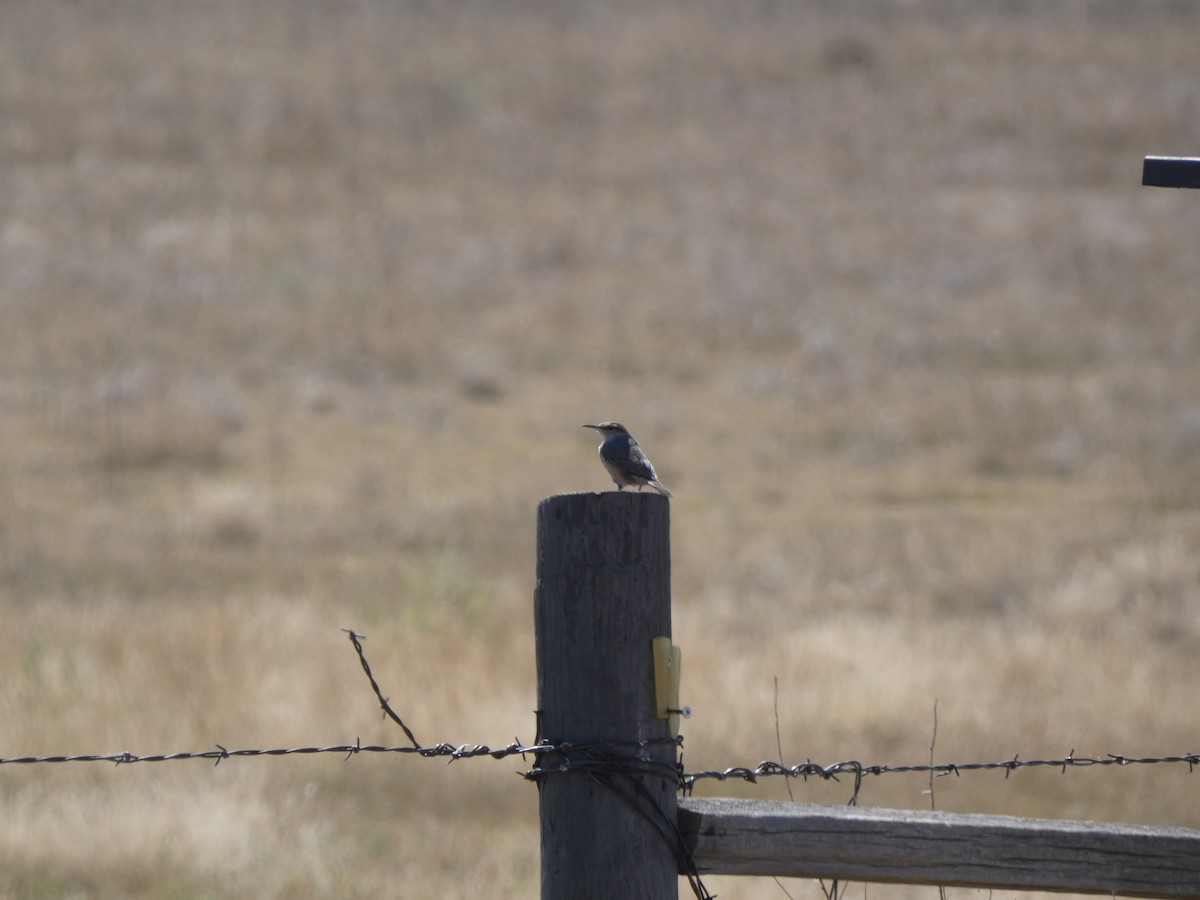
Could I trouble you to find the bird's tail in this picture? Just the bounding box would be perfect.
[649,480,672,499]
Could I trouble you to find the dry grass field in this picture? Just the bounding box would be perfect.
[2,1,1200,897]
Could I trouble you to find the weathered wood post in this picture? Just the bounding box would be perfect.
[534,491,678,900]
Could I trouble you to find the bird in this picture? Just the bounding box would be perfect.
[582,422,672,498]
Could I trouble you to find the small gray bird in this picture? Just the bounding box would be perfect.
[582,422,672,498]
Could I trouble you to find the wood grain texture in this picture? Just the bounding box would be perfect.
[535,492,677,900]
[679,797,1200,898]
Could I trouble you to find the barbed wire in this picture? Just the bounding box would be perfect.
[681,751,1200,796]
[5,744,1195,782]
[0,741,534,767]
[2,628,1196,794]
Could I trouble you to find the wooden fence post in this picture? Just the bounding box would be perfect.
[534,491,678,900]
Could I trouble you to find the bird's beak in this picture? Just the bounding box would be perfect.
[581,424,600,430]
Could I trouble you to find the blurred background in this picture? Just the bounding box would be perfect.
[2,1,1199,897]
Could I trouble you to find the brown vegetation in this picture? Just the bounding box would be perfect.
[2,2,1199,897]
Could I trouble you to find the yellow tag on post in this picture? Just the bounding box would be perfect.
[652,636,683,738]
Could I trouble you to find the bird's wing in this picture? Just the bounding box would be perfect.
[625,440,659,480]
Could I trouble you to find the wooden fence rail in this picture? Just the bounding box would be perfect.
[679,797,1200,899]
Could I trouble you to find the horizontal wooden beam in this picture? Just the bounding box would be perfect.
[679,797,1200,899]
